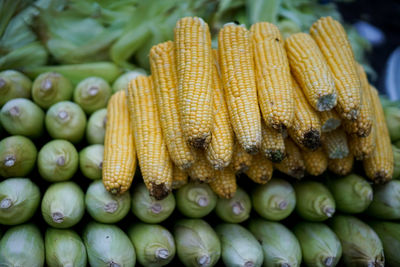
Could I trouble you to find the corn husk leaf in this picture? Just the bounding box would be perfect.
[367,180,400,220]
[369,221,400,267]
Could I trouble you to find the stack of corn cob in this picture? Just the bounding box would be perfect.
[103,16,393,200]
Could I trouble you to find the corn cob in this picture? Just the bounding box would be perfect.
[150,41,194,170]
[302,147,328,176]
[250,22,294,131]
[349,123,376,160]
[232,141,253,174]
[320,109,341,132]
[206,50,235,170]
[363,85,394,183]
[209,167,237,199]
[274,138,305,179]
[174,17,213,149]
[322,127,349,159]
[245,153,273,184]
[218,22,261,154]
[188,149,215,182]
[127,76,172,200]
[172,165,188,190]
[328,152,354,176]
[285,32,337,111]
[288,77,321,150]
[310,16,361,120]
[261,120,286,163]
[102,90,136,195]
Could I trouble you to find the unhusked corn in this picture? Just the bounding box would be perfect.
[232,141,253,174]
[245,153,273,184]
[261,120,286,162]
[322,127,349,159]
[274,138,305,179]
[302,147,328,176]
[209,167,237,199]
[188,149,215,182]
[320,110,341,132]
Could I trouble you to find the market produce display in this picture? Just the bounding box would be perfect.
[1,0,400,266]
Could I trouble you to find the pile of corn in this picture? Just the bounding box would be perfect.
[103,16,393,200]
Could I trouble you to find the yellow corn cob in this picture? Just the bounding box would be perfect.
[261,120,286,162]
[250,22,294,131]
[320,110,341,132]
[310,16,361,120]
[209,167,237,199]
[363,85,394,183]
[150,41,194,170]
[285,32,337,111]
[288,78,321,150]
[174,17,213,149]
[126,76,172,200]
[188,149,215,182]
[349,130,376,160]
[172,165,188,190]
[206,50,235,170]
[321,127,349,159]
[274,138,305,179]
[302,147,328,176]
[102,90,136,195]
[232,141,253,174]
[328,151,354,176]
[245,153,273,184]
[218,22,261,154]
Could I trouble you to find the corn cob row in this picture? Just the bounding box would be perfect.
[127,76,173,200]
[188,149,215,182]
[321,127,349,159]
[231,141,253,174]
[328,151,354,176]
[245,153,273,184]
[174,17,213,149]
[172,165,188,190]
[209,167,237,199]
[302,147,328,176]
[102,90,136,194]
[274,138,305,179]
[320,109,341,132]
[261,120,286,162]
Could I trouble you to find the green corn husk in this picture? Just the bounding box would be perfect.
[45,101,87,143]
[0,224,44,267]
[83,222,136,267]
[215,187,251,223]
[86,108,107,144]
[248,218,302,267]
[0,98,44,138]
[0,135,37,178]
[366,180,400,220]
[176,182,217,218]
[128,223,176,267]
[80,144,104,180]
[293,222,342,267]
[330,215,384,267]
[395,140,400,149]
[252,178,296,221]
[131,182,175,223]
[369,221,400,266]
[32,72,74,109]
[384,106,400,142]
[45,228,87,267]
[112,69,147,93]
[23,62,122,85]
[392,145,400,179]
[73,77,112,114]
[216,223,263,267]
[174,219,221,267]
[41,181,85,228]
[0,178,40,225]
[38,139,79,182]
[326,174,373,214]
[0,70,31,106]
[86,180,130,224]
[294,181,336,221]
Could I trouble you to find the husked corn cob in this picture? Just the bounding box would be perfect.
[261,120,285,163]
[127,76,172,200]
[150,41,194,170]
[302,147,328,176]
[188,149,215,182]
[209,167,237,199]
[320,109,341,132]
[250,22,294,131]
[245,153,273,184]
[218,22,261,154]
[232,141,253,174]
[285,32,337,111]
[103,90,136,194]
[363,85,394,183]
[172,165,188,189]
[322,127,349,159]
[174,17,213,149]
[274,138,305,179]
[310,16,361,120]
[349,124,376,160]
[206,50,235,170]
[328,151,354,176]
[288,77,321,150]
